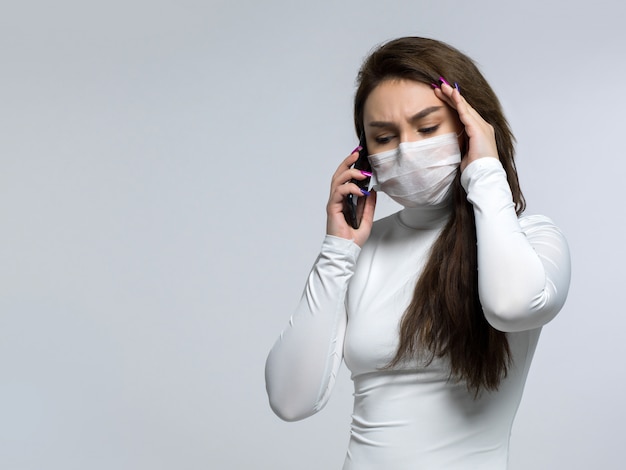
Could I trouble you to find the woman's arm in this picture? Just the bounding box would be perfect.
[434,79,571,332]
[266,146,376,421]
[461,158,571,332]
[264,235,359,421]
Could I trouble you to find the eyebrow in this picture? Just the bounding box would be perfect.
[367,106,443,128]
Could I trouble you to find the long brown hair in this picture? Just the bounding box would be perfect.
[354,37,525,394]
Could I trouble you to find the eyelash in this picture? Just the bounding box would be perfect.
[419,125,439,134]
[374,125,440,144]
[375,135,394,144]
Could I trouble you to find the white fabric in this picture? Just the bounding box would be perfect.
[265,157,571,469]
[367,132,461,207]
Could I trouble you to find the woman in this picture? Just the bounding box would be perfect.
[265,37,571,469]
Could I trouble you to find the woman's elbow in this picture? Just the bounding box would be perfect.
[265,367,316,422]
[266,386,315,422]
[482,297,560,332]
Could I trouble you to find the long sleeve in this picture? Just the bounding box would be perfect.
[461,158,571,332]
[265,235,360,421]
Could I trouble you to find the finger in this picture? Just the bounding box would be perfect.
[331,148,362,185]
[328,181,369,210]
[332,150,359,179]
[360,189,377,225]
[339,167,371,186]
[433,86,455,109]
[436,81,468,110]
[435,82,483,129]
[434,86,474,126]
[330,170,370,200]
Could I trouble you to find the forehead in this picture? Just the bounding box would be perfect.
[363,79,441,120]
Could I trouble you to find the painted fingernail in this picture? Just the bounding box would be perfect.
[431,82,440,89]
[454,82,460,92]
[360,188,370,196]
[351,145,363,154]
[439,76,451,86]
[360,170,372,177]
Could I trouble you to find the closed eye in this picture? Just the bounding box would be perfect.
[375,134,396,144]
[417,125,439,135]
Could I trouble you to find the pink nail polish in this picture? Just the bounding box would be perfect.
[431,82,440,89]
[360,170,372,177]
[351,145,363,154]
[439,76,451,87]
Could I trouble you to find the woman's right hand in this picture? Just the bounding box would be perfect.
[326,148,377,247]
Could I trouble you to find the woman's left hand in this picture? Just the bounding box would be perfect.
[434,79,499,172]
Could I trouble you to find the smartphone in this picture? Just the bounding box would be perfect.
[342,140,371,229]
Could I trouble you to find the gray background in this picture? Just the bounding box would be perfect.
[1,0,623,468]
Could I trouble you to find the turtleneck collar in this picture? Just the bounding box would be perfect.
[395,200,453,230]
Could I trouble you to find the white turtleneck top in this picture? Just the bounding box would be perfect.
[265,158,571,469]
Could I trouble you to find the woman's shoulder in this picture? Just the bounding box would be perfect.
[518,213,568,240]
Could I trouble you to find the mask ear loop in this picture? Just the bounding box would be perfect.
[456,127,469,158]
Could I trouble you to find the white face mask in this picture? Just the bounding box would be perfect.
[367,132,462,208]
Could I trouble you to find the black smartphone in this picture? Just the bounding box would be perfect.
[342,140,371,229]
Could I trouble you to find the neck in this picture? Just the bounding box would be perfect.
[397,200,453,229]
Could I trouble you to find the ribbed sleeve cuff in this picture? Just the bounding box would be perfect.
[321,235,361,262]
